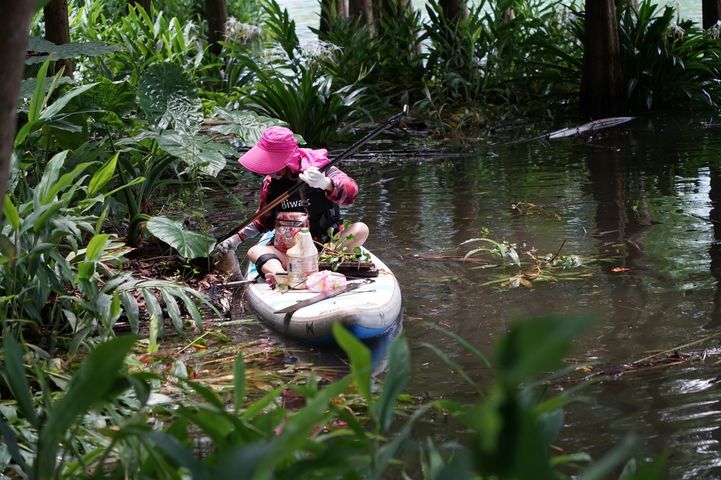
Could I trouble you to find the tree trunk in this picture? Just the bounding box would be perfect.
[320,0,353,35]
[205,0,227,56]
[44,0,73,77]
[703,0,721,29]
[0,3,35,219]
[349,0,373,25]
[129,0,152,12]
[337,0,349,18]
[580,0,625,117]
[439,0,467,21]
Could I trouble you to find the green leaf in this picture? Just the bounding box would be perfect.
[137,62,203,133]
[374,404,432,477]
[241,386,285,421]
[28,59,51,122]
[120,291,140,333]
[88,152,118,195]
[40,83,98,121]
[332,323,372,404]
[161,289,183,333]
[174,288,204,330]
[255,376,353,478]
[148,314,159,354]
[109,292,122,326]
[618,455,669,480]
[146,216,216,259]
[155,133,230,177]
[143,289,164,339]
[85,234,110,261]
[34,150,68,206]
[42,162,90,204]
[0,235,17,269]
[2,335,39,427]
[0,417,32,475]
[213,443,275,480]
[234,355,246,413]
[209,108,281,145]
[3,197,20,230]
[105,176,145,197]
[373,335,411,432]
[26,37,119,64]
[579,434,637,480]
[144,431,209,479]
[36,336,137,479]
[494,315,592,387]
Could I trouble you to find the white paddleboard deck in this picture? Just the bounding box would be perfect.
[245,251,402,343]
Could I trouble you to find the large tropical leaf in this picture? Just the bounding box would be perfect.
[27,37,119,65]
[208,108,282,145]
[154,133,232,177]
[146,216,215,259]
[138,62,203,134]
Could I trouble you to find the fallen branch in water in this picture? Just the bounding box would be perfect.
[404,253,493,265]
[546,116,635,140]
[569,331,721,382]
[511,201,565,221]
[496,116,635,146]
[630,331,721,366]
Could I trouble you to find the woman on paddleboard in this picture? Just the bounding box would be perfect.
[213,126,368,287]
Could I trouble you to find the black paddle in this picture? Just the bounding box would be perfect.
[217,105,409,243]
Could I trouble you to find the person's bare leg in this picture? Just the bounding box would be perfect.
[247,245,287,286]
[341,222,369,250]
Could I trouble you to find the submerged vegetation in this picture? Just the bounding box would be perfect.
[2,0,719,476]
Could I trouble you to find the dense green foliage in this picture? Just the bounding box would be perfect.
[617,1,721,110]
[2,0,710,477]
[0,319,663,478]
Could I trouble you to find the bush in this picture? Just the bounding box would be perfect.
[617,0,721,111]
[0,317,664,478]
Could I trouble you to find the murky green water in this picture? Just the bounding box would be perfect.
[211,113,721,476]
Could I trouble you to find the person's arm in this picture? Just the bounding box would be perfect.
[324,166,359,205]
[236,175,275,241]
[214,177,274,257]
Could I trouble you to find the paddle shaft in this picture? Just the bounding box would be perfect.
[219,106,408,243]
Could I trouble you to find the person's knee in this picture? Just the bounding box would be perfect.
[355,222,369,242]
[344,222,369,248]
[247,244,273,262]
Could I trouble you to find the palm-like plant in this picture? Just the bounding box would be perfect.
[617,0,721,110]
[248,67,365,146]
[228,0,366,145]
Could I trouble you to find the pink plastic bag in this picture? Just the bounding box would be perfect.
[306,270,347,293]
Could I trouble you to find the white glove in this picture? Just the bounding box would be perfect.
[299,166,332,191]
[213,235,242,260]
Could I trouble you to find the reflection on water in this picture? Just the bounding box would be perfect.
[211,114,721,476]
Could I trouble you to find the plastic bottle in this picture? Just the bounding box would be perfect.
[286,227,318,289]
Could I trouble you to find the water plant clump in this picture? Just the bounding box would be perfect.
[460,228,593,289]
[318,220,372,271]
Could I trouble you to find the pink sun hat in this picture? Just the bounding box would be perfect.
[239,126,300,174]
